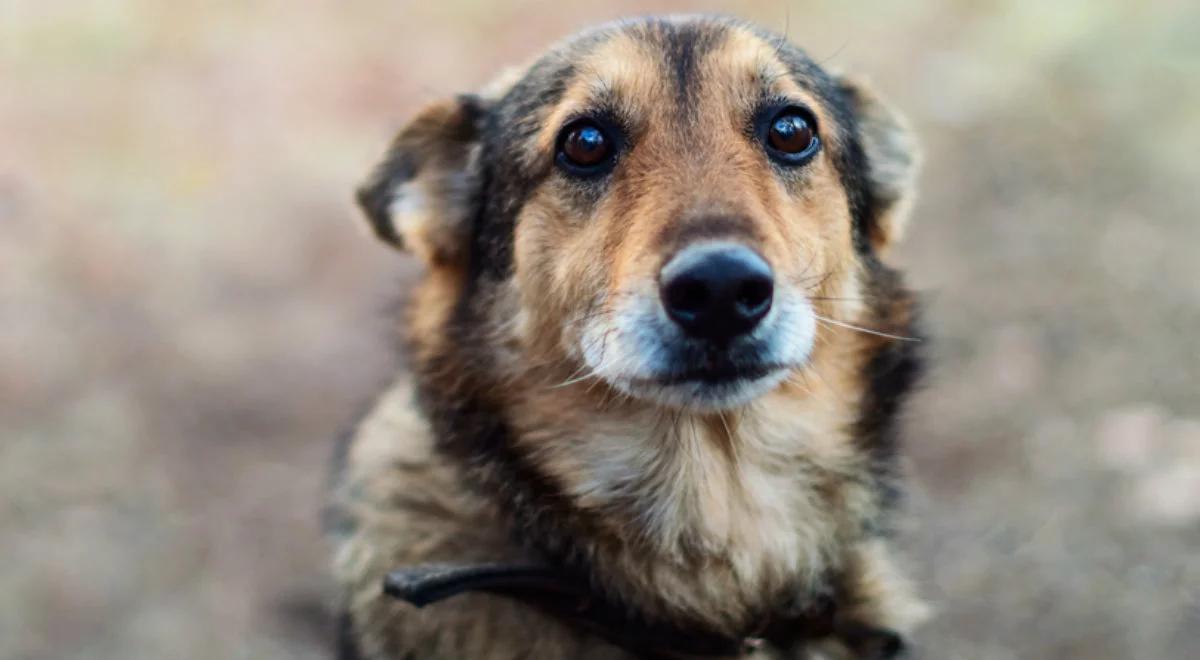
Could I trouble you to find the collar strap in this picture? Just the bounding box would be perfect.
[383,562,859,659]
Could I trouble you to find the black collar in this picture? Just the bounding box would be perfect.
[382,562,900,659]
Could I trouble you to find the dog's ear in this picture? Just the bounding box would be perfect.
[838,77,920,253]
[355,95,487,265]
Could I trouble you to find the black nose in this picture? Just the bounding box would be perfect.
[659,244,774,343]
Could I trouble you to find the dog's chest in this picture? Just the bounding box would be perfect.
[530,397,869,623]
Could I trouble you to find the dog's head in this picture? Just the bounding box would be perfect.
[358,16,917,412]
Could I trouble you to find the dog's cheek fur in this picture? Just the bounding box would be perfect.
[512,188,614,367]
[849,257,925,518]
[771,158,862,314]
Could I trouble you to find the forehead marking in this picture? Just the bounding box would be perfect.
[656,20,728,115]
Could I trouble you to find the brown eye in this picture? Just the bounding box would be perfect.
[765,109,819,163]
[557,120,614,174]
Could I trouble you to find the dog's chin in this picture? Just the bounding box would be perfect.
[607,366,791,411]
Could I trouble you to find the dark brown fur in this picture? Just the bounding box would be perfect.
[328,15,928,660]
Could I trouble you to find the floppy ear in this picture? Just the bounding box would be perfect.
[356,95,486,265]
[838,77,920,253]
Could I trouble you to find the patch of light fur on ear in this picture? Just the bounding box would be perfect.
[387,180,429,239]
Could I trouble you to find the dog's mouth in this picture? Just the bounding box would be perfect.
[630,361,786,387]
[611,359,794,411]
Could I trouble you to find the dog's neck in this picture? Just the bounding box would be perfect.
[495,356,878,631]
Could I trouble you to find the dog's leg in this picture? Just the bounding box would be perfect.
[840,540,929,637]
[820,539,929,659]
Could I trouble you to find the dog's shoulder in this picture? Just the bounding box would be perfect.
[325,380,631,659]
[326,378,504,563]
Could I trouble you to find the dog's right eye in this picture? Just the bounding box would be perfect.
[556,120,615,176]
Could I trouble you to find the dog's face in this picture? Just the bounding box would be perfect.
[358,16,917,412]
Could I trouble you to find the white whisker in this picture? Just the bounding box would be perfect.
[812,314,920,342]
[550,369,600,389]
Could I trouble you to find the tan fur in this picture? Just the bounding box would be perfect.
[333,15,927,660]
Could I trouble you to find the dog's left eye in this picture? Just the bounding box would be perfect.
[556,120,615,175]
[764,107,820,164]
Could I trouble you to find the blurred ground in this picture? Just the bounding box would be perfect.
[2,1,1198,659]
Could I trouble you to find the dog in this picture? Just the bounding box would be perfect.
[326,14,928,660]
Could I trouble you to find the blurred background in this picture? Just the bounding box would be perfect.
[2,1,1198,658]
